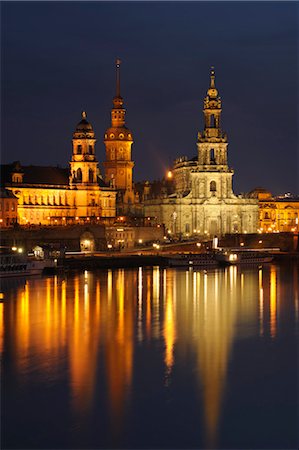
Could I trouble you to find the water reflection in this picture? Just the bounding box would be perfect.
[2,263,298,449]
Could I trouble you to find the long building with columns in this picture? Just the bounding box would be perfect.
[1,113,116,226]
[144,69,259,237]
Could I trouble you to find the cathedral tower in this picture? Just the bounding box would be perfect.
[70,111,99,186]
[197,68,229,169]
[103,59,135,212]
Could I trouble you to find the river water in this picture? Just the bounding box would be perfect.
[1,263,298,449]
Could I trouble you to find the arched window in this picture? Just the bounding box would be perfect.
[88,145,93,154]
[77,145,82,154]
[210,148,215,164]
[210,181,216,192]
[76,168,82,182]
[88,169,94,183]
[210,114,216,127]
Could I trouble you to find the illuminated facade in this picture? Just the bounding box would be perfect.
[252,189,299,233]
[144,69,259,237]
[0,188,18,228]
[1,113,116,225]
[103,60,137,215]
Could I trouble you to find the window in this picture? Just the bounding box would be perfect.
[210,181,216,192]
[210,148,215,164]
[210,114,216,127]
[88,145,93,154]
[76,168,82,182]
[77,145,82,154]
[89,169,94,183]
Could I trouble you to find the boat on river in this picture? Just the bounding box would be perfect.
[215,248,274,265]
[0,251,56,278]
[167,252,218,268]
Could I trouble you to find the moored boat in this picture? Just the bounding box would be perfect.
[0,251,56,278]
[168,252,218,268]
[215,248,274,265]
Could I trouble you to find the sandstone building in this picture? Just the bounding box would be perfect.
[1,113,116,226]
[144,69,259,237]
[103,60,138,215]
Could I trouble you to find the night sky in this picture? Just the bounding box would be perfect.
[1,1,298,195]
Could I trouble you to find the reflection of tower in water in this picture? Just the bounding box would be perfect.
[104,269,134,436]
[197,267,238,448]
[175,266,258,449]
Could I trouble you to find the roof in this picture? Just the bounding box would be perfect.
[1,164,69,186]
[0,188,18,199]
[1,162,110,188]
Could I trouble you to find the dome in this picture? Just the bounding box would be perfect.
[104,126,133,142]
[73,111,95,137]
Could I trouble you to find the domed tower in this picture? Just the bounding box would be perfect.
[103,59,135,211]
[70,111,99,186]
[197,68,229,169]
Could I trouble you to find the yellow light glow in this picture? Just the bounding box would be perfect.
[270,266,277,339]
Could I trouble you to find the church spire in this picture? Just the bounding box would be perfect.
[113,58,124,110]
[116,58,121,98]
[207,66,218,99]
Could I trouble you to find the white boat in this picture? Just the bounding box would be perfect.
[0,252,56,278]
[168,252,218,268]
[215,248,273,265]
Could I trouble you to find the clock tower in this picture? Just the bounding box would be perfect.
[103,59,135,214]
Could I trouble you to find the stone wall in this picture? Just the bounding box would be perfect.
[0,225,107,252]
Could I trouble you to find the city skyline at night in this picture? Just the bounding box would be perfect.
[2,2,298,195]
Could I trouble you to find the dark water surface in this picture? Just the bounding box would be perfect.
[1,263,298,449]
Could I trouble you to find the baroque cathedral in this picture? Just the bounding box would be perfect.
[144,69,259,236]
[2,64,259,235]
[1,60,137,225]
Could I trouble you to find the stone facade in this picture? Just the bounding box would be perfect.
[1,113,117,225]
[0,188,18,228]
[250,188,299,233]
[144,69,258,237]
[103,60,138,215]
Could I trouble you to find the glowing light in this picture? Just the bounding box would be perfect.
[167,170,173,179]
[107,244,112,249]
[12,246,17,251]
[17,248,23,253]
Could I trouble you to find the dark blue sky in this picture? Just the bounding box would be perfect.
[1,1,298,194]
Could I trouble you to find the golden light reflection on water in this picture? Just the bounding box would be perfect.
[163,270,176,377]
[270,266,277,339]
[2,264,296,448]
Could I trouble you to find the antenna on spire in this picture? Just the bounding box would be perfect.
[116,58,121,97]
[210,66,216,88]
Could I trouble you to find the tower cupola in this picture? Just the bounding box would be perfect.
[70,111,99,186]
[197,68,229,169]
[103,59,135,210]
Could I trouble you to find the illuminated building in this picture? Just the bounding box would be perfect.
[1,113,116,225]
[251,189,299,233]
[103,60,138,215]
[144,68,259,237]
[0,188,18,228]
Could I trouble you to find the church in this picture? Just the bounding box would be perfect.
[1,60,140,226]
[1,112,117,226]
[144,69,259,237]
